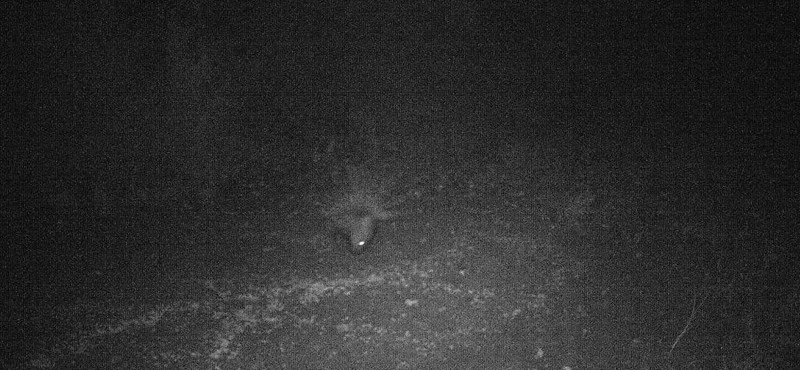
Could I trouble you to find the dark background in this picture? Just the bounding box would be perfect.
[2,1,795,367]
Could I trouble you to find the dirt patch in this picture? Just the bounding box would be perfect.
[16,172,596,369]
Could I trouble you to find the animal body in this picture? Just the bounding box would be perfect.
[322,164,399,253]
[324,191,394,253]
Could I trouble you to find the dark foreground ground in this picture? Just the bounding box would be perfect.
[6,140,797,369]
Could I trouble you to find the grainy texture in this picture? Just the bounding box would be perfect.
[323,165,399,253]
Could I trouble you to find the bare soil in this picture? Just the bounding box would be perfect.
[9,149,797,369]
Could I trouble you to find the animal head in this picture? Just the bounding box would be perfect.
[349,215,376,253]
[322,162,405,253]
